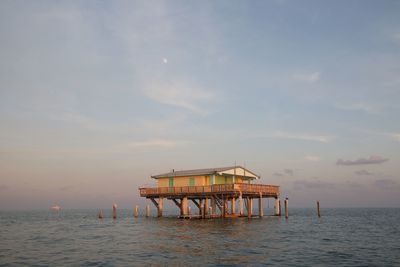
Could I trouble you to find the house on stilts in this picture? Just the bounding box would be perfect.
[139,166,282,218]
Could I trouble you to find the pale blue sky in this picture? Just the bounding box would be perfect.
[1,1,400,209]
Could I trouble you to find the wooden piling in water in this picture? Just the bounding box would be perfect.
[146,204,150,217]
[284,198,288,219]
[239,192,244,216]
[259,193,263,218]
[279,199,282,216]
[112,203,117,219]
[247,198,253,218]
[274,198,280,216]
[134,205,139,217]
[98,210,103,219]
[317,201,321,217]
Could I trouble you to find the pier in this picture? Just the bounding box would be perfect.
[140,183,281,218]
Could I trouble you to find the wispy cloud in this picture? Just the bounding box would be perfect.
[293,72,320,83]
[355,170,373,176]
[274,131,334,143]
[293,179,335,189]
[127,139,183,148]
[284,169,294,176]
[374,179,398,190]
[273,172,284,177]
[337,156,389,166]
[335,103,379,114]
[305,155,321,161]
[143,81,214,115]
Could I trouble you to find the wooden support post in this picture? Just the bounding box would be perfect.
[200,199,205,218]
[158,198,163,217]
[182,197,189,216]
[172,199,182,216]
[239,192,243,216]
[146,205,150,217]
[191,199,200,210]
[204,198,209,216]
[279,199,282,216]
[222,195,226,218]
[231,197,236,215]
[98,210,103,219]
[112,203,117,219]
[284,198,288,219]
[259,193,263,218]
[134,205,139,217]
[317,201,321,217]
[275,198,280,216]
[211,197,216,215]
[247,198,252,218]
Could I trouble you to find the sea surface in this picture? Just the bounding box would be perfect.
[1,208,399,266]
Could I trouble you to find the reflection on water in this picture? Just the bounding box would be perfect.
[0,209,399,266]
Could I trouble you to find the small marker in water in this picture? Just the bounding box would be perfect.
[98,210,104,219]
[113,203,118,219]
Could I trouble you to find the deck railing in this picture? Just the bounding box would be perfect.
[139,183,279,197]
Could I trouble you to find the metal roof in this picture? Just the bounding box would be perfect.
[151,166,260,179]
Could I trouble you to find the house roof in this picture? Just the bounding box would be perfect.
[151,166,260,179]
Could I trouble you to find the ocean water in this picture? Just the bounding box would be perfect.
[0,208,399,266]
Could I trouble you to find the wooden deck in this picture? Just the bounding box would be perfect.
[139,183,279,198]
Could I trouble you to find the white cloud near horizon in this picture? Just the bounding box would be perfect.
[293,72,320,83]
[273,131,334,143]
[305,155,321,161]
[143,81,215,115]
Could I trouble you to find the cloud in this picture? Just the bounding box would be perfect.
[274,131,334,143]
[293,72,320,83]
[374,179,398,190]
[335,103,379,114]
[354,170,373,176]
[127,139,181,148]
[305,156,321,161]
[273,172,284,177]
[284,169,294,176]
[143,81,214,115]
[337,156,389,166]
[293,179,335,189]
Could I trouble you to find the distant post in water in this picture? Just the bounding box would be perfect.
[112,203,117,219]
[146,205,150,217]
[134,205,139,217]
[284,198,288,219]
[317,201,321,217]
[98,210,103,219]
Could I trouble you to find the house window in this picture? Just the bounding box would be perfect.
[189,177,195,186]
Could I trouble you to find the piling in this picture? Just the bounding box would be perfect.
[157,197,164,217]
[98,210,103,219]
[279,199,282,216]
[317,201,321,217]
[284,198,288,219]
[239,192,244,216]
[231,197,236,215]
[134,205,139,217]
[112,203,117,219]
[247,198,253,218]
[258,193,263,218]
[274,198,280,216]
[146,204,150,217]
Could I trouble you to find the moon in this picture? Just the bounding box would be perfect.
[163,58,168,64]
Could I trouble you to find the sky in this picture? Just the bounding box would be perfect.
[1,0,400,209]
